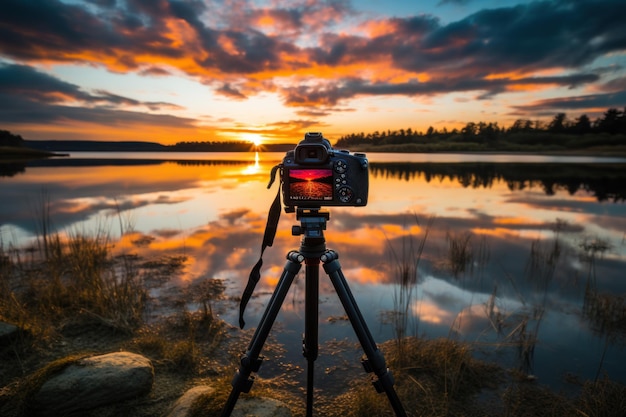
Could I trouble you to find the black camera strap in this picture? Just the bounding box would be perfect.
[239,164,282,329]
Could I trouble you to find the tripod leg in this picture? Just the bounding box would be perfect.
[303,259,320,417]
[221,251,303,417]
[322,250,407,417]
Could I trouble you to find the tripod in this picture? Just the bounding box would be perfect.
[221,208,407,417]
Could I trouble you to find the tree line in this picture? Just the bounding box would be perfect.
[335,107,626,148]
[0,130,25,147]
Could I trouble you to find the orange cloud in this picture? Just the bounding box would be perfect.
[471,227,521,239]
[340,267,387,285]
[362,19,398,37]
[413,300,454,325]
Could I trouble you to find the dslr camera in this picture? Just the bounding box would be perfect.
[281,132,368,209]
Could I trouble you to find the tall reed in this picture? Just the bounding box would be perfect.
[386,214,433,365]
[446,230,474,278]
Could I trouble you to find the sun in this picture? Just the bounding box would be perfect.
[241,133,264,147]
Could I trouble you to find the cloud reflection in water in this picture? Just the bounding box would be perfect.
[1,153,626,388]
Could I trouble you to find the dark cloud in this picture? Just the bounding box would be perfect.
[407,0,626,75]
[599,76,626,93]
[3,0,623,83]
[85,0,117,6]
[0,95,196,127]
[288,1,623,108]
[513,90,626,114]
[0,63,93,103]
[281,72,600,106]
[216,83,248,99]
[0,0,124,62]
[0,63,192,125]
[138,66,173,76]
[0,0,625,124]
[92,90,184,110]
[327,1,622,92]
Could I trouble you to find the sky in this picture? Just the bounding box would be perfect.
[1,0,625,145]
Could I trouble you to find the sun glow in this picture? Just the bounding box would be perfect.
[241,133,264,147]
[242,152,261,175]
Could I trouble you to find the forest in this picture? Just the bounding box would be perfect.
[335,107,626,153]
[0,130,25,147]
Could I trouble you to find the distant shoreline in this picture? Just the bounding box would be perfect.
[0,146,69,160]
[7,140,626,159]
[23,140,296,153]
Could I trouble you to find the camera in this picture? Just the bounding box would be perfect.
[281,132,368,208]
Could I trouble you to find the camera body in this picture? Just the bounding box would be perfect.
[281,132,369,209]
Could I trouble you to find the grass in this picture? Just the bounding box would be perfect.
[502,375,626,417]
[387,337,502,416]
[0,227,146,339]
[132,305,224,375]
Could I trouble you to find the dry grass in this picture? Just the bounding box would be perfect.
[576,376,626,417]
[0,203,226,417]
[0,230,146,341]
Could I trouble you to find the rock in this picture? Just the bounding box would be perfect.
[31,351,154,416]
[166,386,292,417]
[165,385,214,417]
[231,397,293,417]
[0,321,19,346]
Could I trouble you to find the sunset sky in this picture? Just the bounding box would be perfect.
[1,0,625,145]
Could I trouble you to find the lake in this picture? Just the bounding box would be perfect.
[1,151,626,392]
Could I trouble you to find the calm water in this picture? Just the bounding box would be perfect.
[2,151,626,391]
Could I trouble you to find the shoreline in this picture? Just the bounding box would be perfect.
[5,146,626,159]
[0,146,69,160]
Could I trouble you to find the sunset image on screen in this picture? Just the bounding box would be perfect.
[288,169,333,200]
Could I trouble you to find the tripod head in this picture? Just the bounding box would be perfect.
[291,208,330,238]
[291,208,330,258]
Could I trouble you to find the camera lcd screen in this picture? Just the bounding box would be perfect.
[288,169,333,201]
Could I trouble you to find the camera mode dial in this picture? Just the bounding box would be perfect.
[336,186,354,203]
[334,159,348,174]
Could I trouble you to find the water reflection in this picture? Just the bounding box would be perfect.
[1,152,625,390]
[370,162,626,201]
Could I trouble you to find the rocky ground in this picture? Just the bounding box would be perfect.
[2,272,624,417]
[0,309,301,417]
